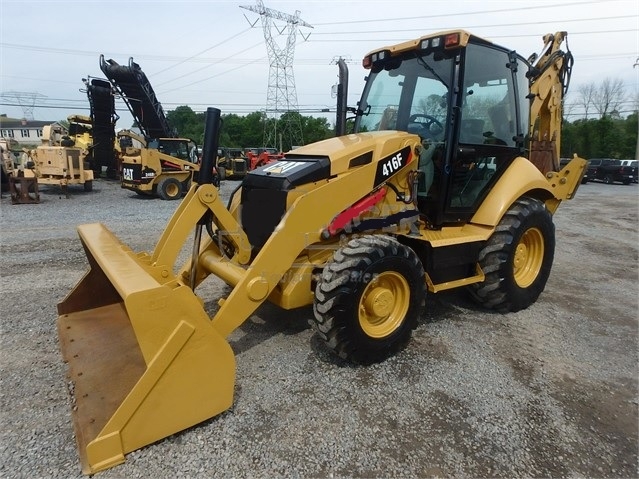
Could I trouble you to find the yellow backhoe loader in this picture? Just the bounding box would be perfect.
[57,30,586,474]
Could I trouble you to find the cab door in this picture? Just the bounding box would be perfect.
[442,43,530,223]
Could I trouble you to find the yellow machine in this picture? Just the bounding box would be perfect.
[57,31,586,474]
[216,147,248,180]
[119,135,200,200]
[66,114,93,150]
[23,121,94,192]
[1,137,19,186]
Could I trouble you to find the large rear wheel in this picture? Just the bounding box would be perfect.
[312,235,426,364]
[469,197,555,313]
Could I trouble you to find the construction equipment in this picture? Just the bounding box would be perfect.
[244,146,283,170]
[84,77,119,179]
[216,147,248,180]
[99,55,201,199]
[119,135,200,199]
[1,137,18,189]
[23,121,94,193]
[2,138,40,204]
[58,30,586,474]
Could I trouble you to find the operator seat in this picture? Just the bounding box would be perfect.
[460,119,485,144]
[417,141,444,200]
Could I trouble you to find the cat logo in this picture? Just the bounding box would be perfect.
[263,161,304,176]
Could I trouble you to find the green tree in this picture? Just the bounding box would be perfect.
[242,111,267,147]
[621,112,638,159]
[166,106,204,142]
[300,115,332,145]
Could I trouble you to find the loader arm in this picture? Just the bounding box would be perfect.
[150,182,252,270]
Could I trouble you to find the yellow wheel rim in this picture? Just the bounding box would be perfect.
[358,272,410,338]
[513,227,544,288]
[166,182,180,198]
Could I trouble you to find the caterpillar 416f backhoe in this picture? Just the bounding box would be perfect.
[57,30,586,474]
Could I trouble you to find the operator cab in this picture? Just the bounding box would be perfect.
[355,31,530,227]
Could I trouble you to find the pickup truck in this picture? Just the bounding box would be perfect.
[620,160,638,183]
[587,158,636,185]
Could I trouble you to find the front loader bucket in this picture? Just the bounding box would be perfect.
[57,223,235,474]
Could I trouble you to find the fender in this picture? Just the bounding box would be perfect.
[471,155,587,227]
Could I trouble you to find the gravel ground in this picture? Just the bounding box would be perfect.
[0,178,637,478]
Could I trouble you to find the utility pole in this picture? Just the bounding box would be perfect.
[634,57,638,160]
[240,0,312,150]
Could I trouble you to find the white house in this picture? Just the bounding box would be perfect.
[0,114,63,146]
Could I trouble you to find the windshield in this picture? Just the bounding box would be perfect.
[355,52,454,139]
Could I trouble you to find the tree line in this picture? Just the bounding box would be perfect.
[561,77,638,160]
[166,106,333,152]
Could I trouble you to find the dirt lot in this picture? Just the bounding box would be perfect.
[0,178,637,478]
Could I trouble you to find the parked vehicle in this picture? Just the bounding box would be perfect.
[244,147,283,170]
[587,158,635,185]
[619,160,638,183]
[216,147,248,180]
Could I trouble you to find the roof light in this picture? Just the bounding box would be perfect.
[362,56,372,69]
[419,38,430,50]
[445,33,460,48]
[431,37,441,48]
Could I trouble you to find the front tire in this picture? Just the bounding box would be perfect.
[469,197,555,313]
[312,235,426,364]
[156,177,182,200]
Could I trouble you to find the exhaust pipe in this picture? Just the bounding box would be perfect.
[335,58,349,137]
[197,107,222,185]
[191,108,222,289]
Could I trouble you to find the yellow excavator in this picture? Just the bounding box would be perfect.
[57,30,586,474]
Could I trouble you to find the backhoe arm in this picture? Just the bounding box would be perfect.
[528,31,574,173]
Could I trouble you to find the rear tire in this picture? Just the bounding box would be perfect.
[83,180,93,192]
[468,197,555,313]
[312,235,426,364]
[156,177,182,200]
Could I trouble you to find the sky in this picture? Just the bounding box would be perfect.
[1,0,637,129]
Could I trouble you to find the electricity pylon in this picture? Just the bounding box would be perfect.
[241,0,312,150]
[0,91,47,120]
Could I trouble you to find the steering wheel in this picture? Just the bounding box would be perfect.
[408,114,444,139]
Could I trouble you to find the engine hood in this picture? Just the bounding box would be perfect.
[284,131,420,177]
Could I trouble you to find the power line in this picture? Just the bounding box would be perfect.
[310,15,635,36]
[149,26,254,77]
[311,0,610,25]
